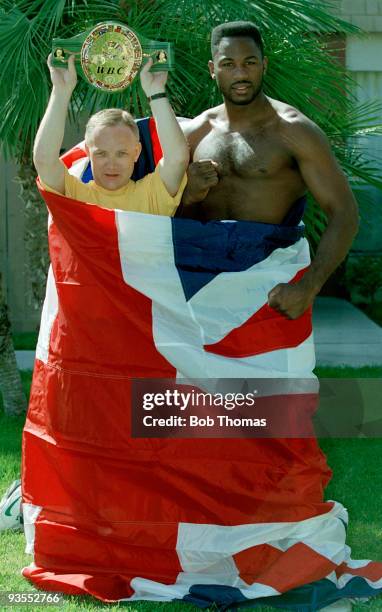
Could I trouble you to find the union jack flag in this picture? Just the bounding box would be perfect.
[22,118,382,609]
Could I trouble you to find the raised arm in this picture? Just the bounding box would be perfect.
[139,59,189,196]
[33,54,77,194]
[268,117,359,319]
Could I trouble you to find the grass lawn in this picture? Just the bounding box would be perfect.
[1,368,382,611]
[11,332,39,351]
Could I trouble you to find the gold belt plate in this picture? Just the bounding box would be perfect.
[81,23,143,92]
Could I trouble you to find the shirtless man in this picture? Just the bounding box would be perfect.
[180,21,359,320]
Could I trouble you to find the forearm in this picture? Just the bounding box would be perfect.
[181,184,201,206]
[150,98,189,167]
[300,210,359,295]
[33,88,70,168]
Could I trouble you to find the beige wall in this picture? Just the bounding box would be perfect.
[328,1,382,254]
[0,120,84,333]
[0,155,41,332]
[330,0,382,29]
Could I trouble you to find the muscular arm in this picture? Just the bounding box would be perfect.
[33,55,77,194]
[140,60,189,196]
[268,118,359,318]
[151,97,189,195]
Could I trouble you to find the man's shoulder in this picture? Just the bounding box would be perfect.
[269,97,329,152]
[270,98,323,134]
[180,105,222,135]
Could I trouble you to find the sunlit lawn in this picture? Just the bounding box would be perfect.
[1,367,382,611]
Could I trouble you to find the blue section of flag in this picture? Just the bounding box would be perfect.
[171,217,304,301]
[132,118,156,180]
[81,161,93,184]
[181,577,382,610]
[182,584,245,609]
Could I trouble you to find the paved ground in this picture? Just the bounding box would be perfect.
[313,297,382,367]
[15,297,382,370]
[15,351,36,371]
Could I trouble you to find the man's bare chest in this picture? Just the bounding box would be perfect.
[193,128,293,178]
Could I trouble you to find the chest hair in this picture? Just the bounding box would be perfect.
[194,129,285,178]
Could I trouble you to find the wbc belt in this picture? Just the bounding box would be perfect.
[52,21,173,92]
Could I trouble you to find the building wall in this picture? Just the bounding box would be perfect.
[329,1,382,253]
[347,33,382,252]
[0,155,41,332]
[0,121,83,333]
[331,0,382,30]
[347,32,382,163]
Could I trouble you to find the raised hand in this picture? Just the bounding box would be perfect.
[47,53,77,97]
[140,57,167,97]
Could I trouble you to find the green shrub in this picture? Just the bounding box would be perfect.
[345,255,382,304]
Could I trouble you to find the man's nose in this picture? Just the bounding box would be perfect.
[232,65,249,79]
[105,156,118,169]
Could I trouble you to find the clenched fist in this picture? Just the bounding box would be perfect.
[182,159,219,205]
[268,282,316,319]
[140,57,167,97]
[48,53,77,97]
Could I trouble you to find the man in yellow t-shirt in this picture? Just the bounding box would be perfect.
[33,54,189,215]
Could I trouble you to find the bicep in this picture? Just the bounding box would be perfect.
[35,159,65,195]
[157,158,187,197]
[293,124,355,216]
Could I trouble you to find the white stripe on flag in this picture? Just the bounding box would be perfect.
[22,503,42,555]
[116,212,316,379]
[176,502,348,571]
[35,266,58,364]
[189,238,311,344]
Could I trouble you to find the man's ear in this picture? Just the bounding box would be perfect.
[208,60,215,79]
[85,143,90,156]
[263,56,268,75]
[134,141,142,162]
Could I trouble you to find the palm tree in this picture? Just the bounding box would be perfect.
[0,0,381,309]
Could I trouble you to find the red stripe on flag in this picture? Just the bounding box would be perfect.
[39,185,176,377]
[60,146,87,168]
[149,117,163,165]
[235,542,337,592]
[336,562,382,582]
[22,565,87,597]
[204,268,312,358]
[23,368,332,527]
[23,516,181,601]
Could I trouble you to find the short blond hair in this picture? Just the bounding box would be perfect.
[85,108,139,144]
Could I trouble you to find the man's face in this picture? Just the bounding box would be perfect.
[85,124,142,191]
[209,36,267,106]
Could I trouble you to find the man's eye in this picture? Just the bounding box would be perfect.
[118,152,128,157]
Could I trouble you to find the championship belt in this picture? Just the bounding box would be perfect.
[52,21,173,92]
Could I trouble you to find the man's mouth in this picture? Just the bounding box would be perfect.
[104,173,120,178]
[231,83,252,93]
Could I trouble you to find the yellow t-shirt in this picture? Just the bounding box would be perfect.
[40,164,187,216]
